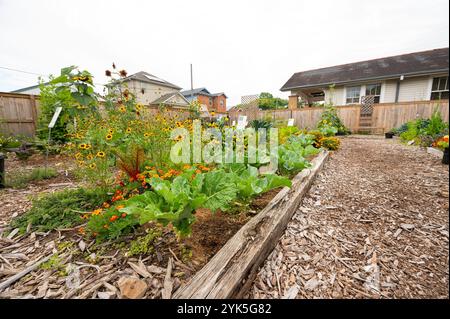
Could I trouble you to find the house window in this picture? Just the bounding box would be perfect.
[346,86,361,104]
[431,76,449,100]
[365,83,382,103]
[220,100,224,106]
[209,97,213,105]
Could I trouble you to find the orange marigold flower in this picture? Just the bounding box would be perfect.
[110,215,119,222]
[92,208,103,216]
[116,205,125,210]
[195,169,202,174]
[78,227,85,234]
[121,213,127,218]
[103,202,110,208]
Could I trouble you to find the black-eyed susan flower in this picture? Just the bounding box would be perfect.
[126,127,132,134]
[79,143,87,149]
[89,163,96,169]
[96,151,106,158]
[106,134,113,140]
[119,105,126,113]
[86,154,94,160]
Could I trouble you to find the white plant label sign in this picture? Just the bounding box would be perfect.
[48,107,63,128]
[237,115,247,130]
[287,118,295,127]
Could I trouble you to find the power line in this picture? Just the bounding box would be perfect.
[0,65,43,76]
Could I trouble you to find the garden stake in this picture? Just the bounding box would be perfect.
[0,153,5,189]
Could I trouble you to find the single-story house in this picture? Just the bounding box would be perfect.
[181,87,227,114]
[11,83,46,95]
[113,71,190,108]
[281,48,449,108]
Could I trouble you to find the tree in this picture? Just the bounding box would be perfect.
[257,92,288,110]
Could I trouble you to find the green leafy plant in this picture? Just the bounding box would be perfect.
[250,119,273,130]
[278,126,300,145]
[397,109,448,146]
[317,104,350,135]
[86,206,140,241]
[320,136,341,150]
[278,134,320,175]
[10,187,110,232]
[127,228,163,256]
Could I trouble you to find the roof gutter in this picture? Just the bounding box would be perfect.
[280,68,449,91]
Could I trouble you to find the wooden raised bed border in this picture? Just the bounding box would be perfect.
[174,150,330,299]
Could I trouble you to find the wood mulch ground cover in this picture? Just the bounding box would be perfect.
[248,136,449,299]
[0,153,279,299]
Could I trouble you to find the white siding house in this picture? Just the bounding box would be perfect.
[282,48,449,108]
[320,74,447,106]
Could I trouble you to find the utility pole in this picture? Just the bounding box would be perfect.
[190,63,194,99]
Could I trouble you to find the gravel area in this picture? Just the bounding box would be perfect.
[248,136,449,299]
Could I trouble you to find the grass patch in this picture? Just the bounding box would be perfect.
[6,167,58,188]
[10,187,111,233]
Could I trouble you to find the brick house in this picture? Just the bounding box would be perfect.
[181,88,227,114]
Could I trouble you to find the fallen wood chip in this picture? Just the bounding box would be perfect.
[128,261,152,278]
[118,277,148,299]
[0,254,53,292]
[282,284,299,299]
[161,257,173,299]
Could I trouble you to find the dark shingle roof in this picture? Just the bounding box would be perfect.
[281,48,449,91]
[181,87,228,98]
[181,88,211,96]
[122,71,181,90]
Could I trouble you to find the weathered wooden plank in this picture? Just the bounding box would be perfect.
[173,150,329,299]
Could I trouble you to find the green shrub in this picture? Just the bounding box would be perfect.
[317,104,350,135]
[6,168,58,189]
[250,119,273,130]
[86,206,140,241]
[10,187,110,232]
[320,136,341,150]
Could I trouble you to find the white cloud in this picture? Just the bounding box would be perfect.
[0,0,448,105]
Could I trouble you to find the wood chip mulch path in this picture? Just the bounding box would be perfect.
[248,136,449,299]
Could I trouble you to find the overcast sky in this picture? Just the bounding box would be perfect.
[0,0,448,106]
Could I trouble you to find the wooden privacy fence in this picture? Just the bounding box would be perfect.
[0,92,39,137]
[1,90,448,136]
[0,92,193,137]
[228,100,449,133]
